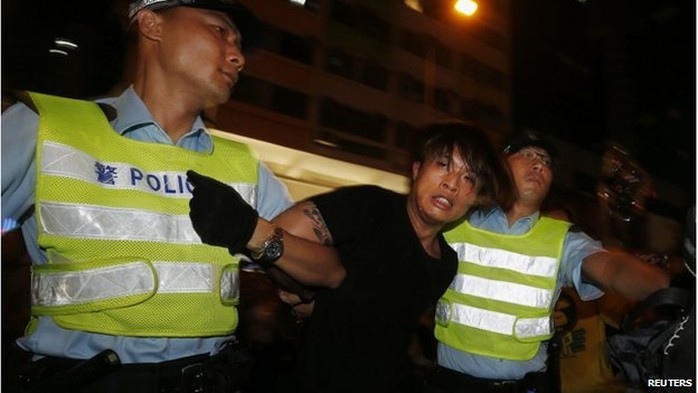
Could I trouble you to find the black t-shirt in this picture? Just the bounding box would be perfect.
[298,185,458,393]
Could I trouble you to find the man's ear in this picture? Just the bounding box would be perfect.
[412,161,421,181]
[135,9,164,41]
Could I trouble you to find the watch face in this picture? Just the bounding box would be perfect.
[262,238,284,261]
[253,227,284,266]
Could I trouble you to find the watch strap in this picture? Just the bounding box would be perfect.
[251,226,284,267]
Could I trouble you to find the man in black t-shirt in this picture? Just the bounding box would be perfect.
[187,120,512,392]
[290,184,474,393]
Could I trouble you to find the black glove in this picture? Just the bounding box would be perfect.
[187,170,259,254]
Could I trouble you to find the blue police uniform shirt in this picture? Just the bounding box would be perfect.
[1,86,293,363]
[437,207,606,380]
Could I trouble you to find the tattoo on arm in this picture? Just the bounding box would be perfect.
[302,202,333,245]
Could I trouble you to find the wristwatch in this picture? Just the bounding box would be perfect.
[251,226,284,268]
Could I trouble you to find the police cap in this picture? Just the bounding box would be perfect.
[128,0,262,51]
[503,131,559,165]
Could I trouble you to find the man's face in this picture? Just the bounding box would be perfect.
[507,146,553,206]
[409,147,480,228]
[157,7,245,107]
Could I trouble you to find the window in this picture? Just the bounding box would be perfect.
[472,26,504,51]
[234,76,309,120]
[460,54,507,91]
[329,1,391,44]
[328,0,358,26]
[358,11,390,43]
[325,48,389,91]
[361,61,389,91]
[264,26,315,65]
[316,133,387,159]
[394,122,420,154]
[278,31,314,64]
[325,48,356,79]
[271,86,309,119]
[434,88,454,114]
[433,40,452,69]
[319,98,386,142]
[397,73,424,103]
[400,29,426,58]
[231,76,267,107]
[459,98,476,122]
[458,98,505,131]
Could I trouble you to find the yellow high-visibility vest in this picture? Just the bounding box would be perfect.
[435,217,570,360]
[29,92,258,337]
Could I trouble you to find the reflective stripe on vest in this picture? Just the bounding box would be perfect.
[30,91,258,337]
[435,217,570,360]
[33,261,240,309]
[448,273,553,309]
[40,201,200,243]
[435,299,553,338]
[450,242,558,278]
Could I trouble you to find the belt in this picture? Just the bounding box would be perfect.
[428,366,556,393]
[19,342,250,393]
[429,366,521,393]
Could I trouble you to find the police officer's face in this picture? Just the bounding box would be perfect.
[506,146,552,206]
[158,7,246,106]
[409,147,479,227]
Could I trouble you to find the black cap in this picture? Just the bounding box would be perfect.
[128,0,262,52]
[503,132,559,163]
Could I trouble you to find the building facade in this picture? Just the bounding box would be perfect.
[213,0,512,177]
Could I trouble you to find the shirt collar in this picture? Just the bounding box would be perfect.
[103,86,212,151]
[517,210,541,229]
[481,205,541,230]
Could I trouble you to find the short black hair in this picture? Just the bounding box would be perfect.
[414,120,513,209]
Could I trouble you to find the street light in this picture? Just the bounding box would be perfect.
[454,0,478,16]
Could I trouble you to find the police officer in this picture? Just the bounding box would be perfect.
[1,1,292,392]
[426,133,670,393]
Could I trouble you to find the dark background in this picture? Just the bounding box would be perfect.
[2,0,695,201]
[511,0,695,196]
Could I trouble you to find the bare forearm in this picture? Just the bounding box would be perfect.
[272,225,344,288]
[608,259,669,300]
[583,251,670,301]
[246,203,345,288]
